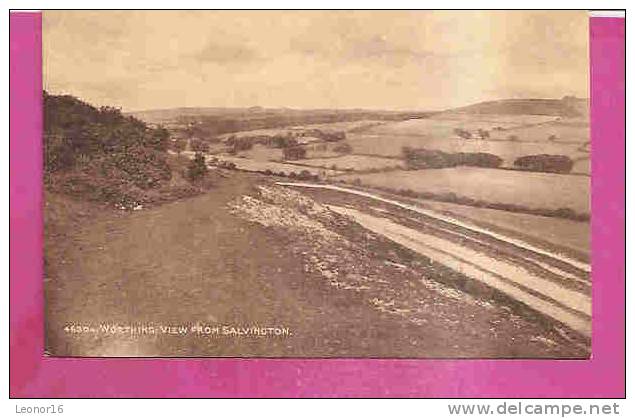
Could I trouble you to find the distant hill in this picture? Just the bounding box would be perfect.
[446,97,589,118]
[128,107,436,126]
[128,107,437,138]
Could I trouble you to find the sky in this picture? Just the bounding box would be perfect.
[43,10,589,112]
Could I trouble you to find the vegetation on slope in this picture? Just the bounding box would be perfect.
[44,92,212,208]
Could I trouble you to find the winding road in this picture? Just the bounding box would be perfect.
[277,182,592,338]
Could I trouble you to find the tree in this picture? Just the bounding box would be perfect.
[186,152,208,181]
[513,154,573,174]
[146,125,170,151]
[283,146,307,160]
[477,129,490,139]
[454,128,472,139]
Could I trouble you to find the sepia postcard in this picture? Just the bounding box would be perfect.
[43,10,591,358]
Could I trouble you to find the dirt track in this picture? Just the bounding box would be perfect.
[278,183,591,339]
[45,173,590,358]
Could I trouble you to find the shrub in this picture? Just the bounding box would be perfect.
[43,92,178,206]
[321,131,346,142]
[402,148,450,169]
[218,161,236,170]
[283,146,307,160]
[186,153,208,181]
[297,170,314,181]
[454,128,472,139]
[226,136,254,153]
[44,134,75,172]
[402,147,502,169]
[477,129,490,139]
[456,152,503,168]
[513,154,574,174]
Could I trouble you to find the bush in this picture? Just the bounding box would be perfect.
[297,170,314,181]
[218,161,236,170]
[477,129,490,139]
[402,148,449,169]
[186,153,208,181]
[454,128,472,139]
[321,131,346,142]
[226,136,254,153]
[513,154,574,174]
[43,92,178,206]
[283,146,307,160]
[402,147,502,169]
[456,152,503,168]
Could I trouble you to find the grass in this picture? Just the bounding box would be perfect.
[45,172,589,358]
[419,199,589,260]
[339,166,590,215]
[345,114,590,174]
[209,155,342,177]
[293,155,404,171]
[489,118,589,143]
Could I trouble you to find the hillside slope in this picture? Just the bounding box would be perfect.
[447,97,589,118]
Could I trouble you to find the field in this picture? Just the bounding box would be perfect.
[216,120,386,141]
[488,118,590,143]
[417,199,590,259]
[345,113,590,174]
[45,172,587,358]
[368,113,560,136]
[208,155,342,177]
[199,109,591,219]
[339,167,590,214]
[176,101,591,220]
[294,155,403,171]
[235,144,285,161]
[46,95,593,358]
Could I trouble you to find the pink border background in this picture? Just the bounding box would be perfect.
[9,13,625,398]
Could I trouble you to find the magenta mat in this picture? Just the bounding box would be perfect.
[9,12,625,398]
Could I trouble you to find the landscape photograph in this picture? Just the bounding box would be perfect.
[43,10,591,358]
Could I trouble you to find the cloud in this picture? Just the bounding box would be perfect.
[192,39,262,66]
[43,11,589,111]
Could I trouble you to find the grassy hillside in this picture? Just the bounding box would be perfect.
[44,92,212,208]
[130,107,436,138]
[447,97,589,118]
